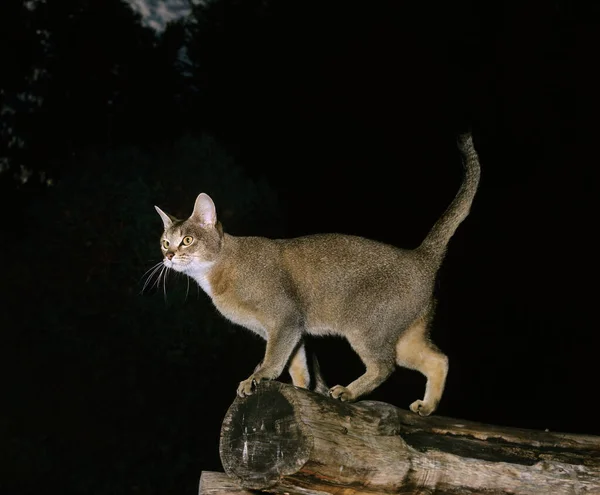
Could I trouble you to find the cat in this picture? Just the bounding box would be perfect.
[153,132,480,416]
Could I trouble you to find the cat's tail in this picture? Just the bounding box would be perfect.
[418,132,481,262]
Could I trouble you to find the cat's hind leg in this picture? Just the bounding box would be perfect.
[288,343,311,389]
[288,342,329,395]
[395,315,448,417]
[329,334,396,402]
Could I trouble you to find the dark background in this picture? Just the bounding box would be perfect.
[2,1,598,494]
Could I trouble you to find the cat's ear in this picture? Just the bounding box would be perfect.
[191,193,217,227]
[154,205,176,230]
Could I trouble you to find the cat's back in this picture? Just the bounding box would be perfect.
[278,233,426,281]
[280,232,408,262]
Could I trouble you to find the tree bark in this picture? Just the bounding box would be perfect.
[219,380,600,494]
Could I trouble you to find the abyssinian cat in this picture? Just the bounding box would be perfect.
[153,133,480,416]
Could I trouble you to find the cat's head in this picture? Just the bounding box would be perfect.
[154,193,223,275]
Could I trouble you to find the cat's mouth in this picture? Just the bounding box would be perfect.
[164,257,191,272]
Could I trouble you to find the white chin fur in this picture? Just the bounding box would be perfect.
[162,258,214,295]
[165,258,197,277]
[164,258,186,273]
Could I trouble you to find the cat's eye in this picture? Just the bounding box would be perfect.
[162,239,170,249]
[182,236,194,246]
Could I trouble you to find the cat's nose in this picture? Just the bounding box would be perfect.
[166,252,174,261]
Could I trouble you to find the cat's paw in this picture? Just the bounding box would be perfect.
[409,399,436,417]
[329,385,355,402]
[237,375,261,397]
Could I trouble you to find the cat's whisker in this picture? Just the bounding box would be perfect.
[149,272,161,291]
[145,263,165,289]
[140,261,164,281]
[185,275,190,303]
[146,261,164,276]
[162,266,169,302]
[153,265,166,292]
[141,262,165,294]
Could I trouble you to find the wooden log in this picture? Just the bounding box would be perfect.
[199,471,256,495]
[219,380,600,494]
[199,471,325,495]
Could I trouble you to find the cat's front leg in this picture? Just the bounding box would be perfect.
[237,327,301,397]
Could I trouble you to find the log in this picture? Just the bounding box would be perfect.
[219,380,600,494]
[199,471,256,495]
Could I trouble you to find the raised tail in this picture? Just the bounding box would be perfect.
[418,132,481,261]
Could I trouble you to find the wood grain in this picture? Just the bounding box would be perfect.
[219,380,600,494]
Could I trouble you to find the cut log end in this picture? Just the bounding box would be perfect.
[219,384,312,489]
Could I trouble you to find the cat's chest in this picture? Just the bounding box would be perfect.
[188,262,216,297]
[211,295,268,339]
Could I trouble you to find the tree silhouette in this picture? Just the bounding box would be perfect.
[0,0,189,191]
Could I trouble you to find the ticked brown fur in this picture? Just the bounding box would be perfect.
[154,133,480,416]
